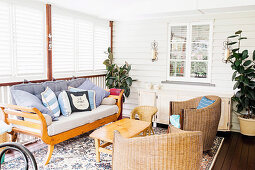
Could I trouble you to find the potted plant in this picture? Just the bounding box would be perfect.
[103,47,134,101]
[226,30,255,136]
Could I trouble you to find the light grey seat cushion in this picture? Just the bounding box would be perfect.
[47,105,118,136]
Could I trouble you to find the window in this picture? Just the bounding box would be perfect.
[0,0,46,83]
[52,7,110,78]
[168,22,212,82]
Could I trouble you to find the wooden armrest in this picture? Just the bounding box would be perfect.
[0,104,48,138]
[105,89,124,118]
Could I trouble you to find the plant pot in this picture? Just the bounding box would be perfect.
[238,116,255,136]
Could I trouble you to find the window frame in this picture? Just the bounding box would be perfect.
[167,21,213,83]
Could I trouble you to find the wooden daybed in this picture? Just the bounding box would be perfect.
[0,89,124,165]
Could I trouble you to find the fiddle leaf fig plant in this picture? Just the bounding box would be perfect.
[103,47,134,100]
[226,30,255,119]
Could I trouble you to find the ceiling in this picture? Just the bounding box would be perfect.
[40,0,255,20]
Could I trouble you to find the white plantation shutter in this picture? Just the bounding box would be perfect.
[0,1,12,76]
[15,3,45,75]
[77,20,93,71]
[94,26,110,70]
[0,0,46,83]
[52,11,75,74]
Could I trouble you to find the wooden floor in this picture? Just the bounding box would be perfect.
[212,132,255,170]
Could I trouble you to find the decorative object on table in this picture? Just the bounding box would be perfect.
[103,47,135,101]
[151,40,158,62]
[169,96,221,154]
[112,126,202,170]
[2,127,223,170]
[130,106,158,135]
[0,142,38,170]
[225,30,255,136]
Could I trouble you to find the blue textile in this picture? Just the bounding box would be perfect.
[11,90,55,119]
[197,96,215,109]
[0,121,12,135]
[170,115,181,129]
[58,91,72,116]
[77,79,110,107]
[42,80,68,98]
[41,87,61,118]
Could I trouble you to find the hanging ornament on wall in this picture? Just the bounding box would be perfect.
[222,38,232,63]
[151,40,158,62]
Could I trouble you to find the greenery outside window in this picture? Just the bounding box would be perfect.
[167,22,213,82]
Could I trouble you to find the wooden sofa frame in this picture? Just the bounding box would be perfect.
[0,89,124,165]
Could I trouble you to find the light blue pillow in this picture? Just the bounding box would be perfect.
[0,121,12,135]
[69,87,96,110]
[41,87,61,118]
[11,90,55,119]
[58,91,72,116]
[170,115,181,129]
[197,96,215,109]
[77,79,110,107]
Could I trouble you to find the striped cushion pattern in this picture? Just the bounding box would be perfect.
[41,87,61,118]
[197,96,215,109]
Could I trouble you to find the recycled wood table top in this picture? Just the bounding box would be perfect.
[89,118,151,143]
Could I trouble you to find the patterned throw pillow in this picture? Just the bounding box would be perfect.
[58,91,72,117]
[197,96,215,109]
[68,87,96,110]
[66,91,91,112]
[170,115,181,129]
[41,87,61,119]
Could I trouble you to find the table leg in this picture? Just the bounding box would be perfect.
[95,139,100,162]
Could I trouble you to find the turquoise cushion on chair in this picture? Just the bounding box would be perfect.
[197,96,215,109]
[170,115,181,129]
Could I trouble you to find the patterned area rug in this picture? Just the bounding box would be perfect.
[2,127,223,170]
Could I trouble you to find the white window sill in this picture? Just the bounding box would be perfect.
[161,80,215,87]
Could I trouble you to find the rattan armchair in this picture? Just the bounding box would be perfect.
[169,96,221,152]
[112,126,203,170]
[130,106,158,135]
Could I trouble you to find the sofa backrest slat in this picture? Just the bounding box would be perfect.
[4,109,40,120]
[6,118,41,130]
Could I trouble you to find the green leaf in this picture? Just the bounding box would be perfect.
[103,59,110,66]
[253,50,255,61]
[235,30,242,34]
[235,60,242,67]
[243,60,252,66]
[108,47,111,53]
[228,35,238,38]
[126,77,132,86]
[242,50,249,59]
[232,48,239,53]
[227,42,237,45]
[238,37,247,40]
[232,71,237,81]
[233,81,240,90]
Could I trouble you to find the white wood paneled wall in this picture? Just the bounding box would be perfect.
[113,10,255,132]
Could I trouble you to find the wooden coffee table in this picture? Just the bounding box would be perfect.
[89,118,151,162]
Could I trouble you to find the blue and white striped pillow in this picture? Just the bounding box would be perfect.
[41,87,60,118]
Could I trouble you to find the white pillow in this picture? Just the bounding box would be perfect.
[101,97,116,105]
[58,91,72,116]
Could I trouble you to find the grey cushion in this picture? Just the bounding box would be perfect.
[67,78,86,88]
[11,90,55,119]
[47,105,118,136]
[42,80,68,97]
[10,83,45,105]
